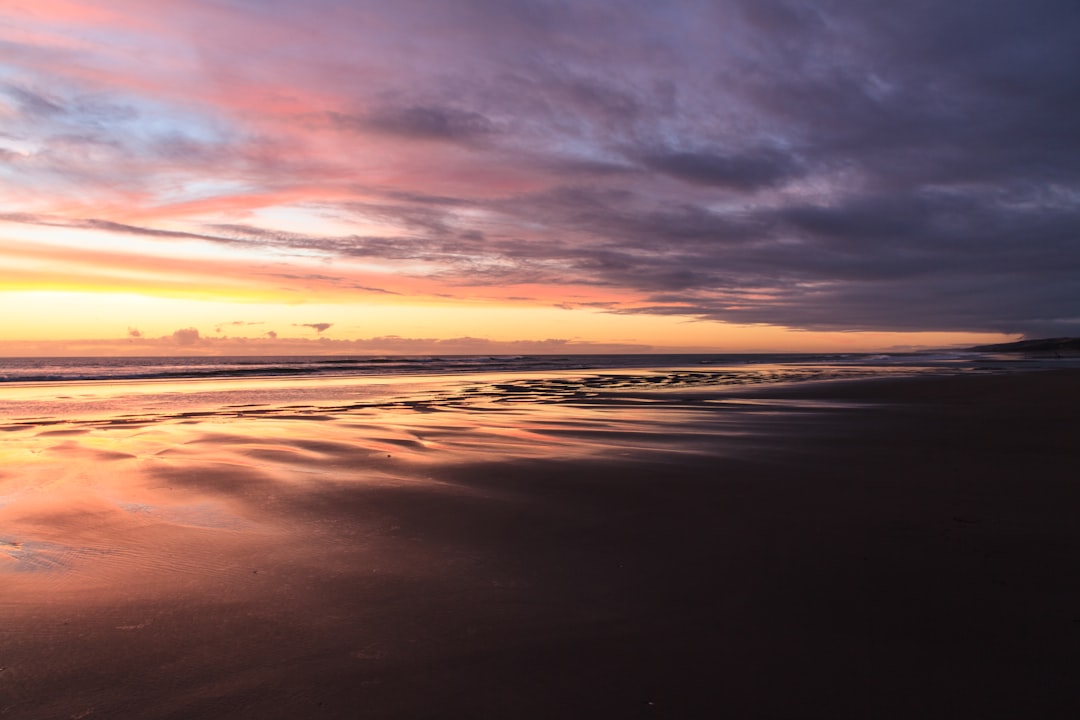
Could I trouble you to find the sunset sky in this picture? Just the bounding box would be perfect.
[2,0,1078,355]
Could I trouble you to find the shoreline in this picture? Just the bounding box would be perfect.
[2,369,1078,718]
[0,358,1053,431]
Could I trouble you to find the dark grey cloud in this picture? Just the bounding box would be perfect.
[295,323,333,334]
[2,213,252,245]
[331,105,496,144]
[3,85,65,116]
[640,148,799,190]
[81,219,223,242]
[399,177,1077,334]
[265,271,400,295]
[723,0,1080,192]
[2,85,138,125]
[446,0,1080,335]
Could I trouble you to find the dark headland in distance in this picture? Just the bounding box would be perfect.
[970,336,1080,353]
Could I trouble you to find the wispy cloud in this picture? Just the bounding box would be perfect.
[331,105,497,145]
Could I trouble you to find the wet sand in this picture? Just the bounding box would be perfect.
[2,369,1079,718]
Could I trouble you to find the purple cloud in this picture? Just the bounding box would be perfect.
[172,328,201,346]
[296,323,333,334]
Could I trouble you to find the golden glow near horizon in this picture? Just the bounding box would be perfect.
[0,288,1009,356]
[0,215,1013,354]
[0,198,1015,355]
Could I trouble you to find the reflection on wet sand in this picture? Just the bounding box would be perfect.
[2,369,1080,718]
[0,363,913,431]
[2,389,780,588]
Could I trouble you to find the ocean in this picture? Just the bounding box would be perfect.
[0,351,965,383]
[0,350,1071,428]
[1,349,1055,385]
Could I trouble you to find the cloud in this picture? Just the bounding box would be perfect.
[3,0,1080,338]
[172,327,201,346]
[127,327,142,338]
[1,214,237,244]
[3,85,65,117]
[332,105,496,144]
[295,323,332,334]
[639,148,799,190]
[215,320,264,333]
[0,333,654,357]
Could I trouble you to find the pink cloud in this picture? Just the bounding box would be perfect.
[171,327,201,346]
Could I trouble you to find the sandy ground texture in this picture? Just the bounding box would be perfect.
[1,369,1079,718]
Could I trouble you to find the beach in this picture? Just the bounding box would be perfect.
[2,364,1079,718]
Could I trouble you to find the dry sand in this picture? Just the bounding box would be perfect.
[1,369,1078,718]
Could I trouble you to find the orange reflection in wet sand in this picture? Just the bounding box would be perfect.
[1,369,799,599]
[0,367,864,718]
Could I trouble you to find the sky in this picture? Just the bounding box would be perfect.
[2,0,1078,355]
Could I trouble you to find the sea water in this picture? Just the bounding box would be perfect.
[0,351,1073,428]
